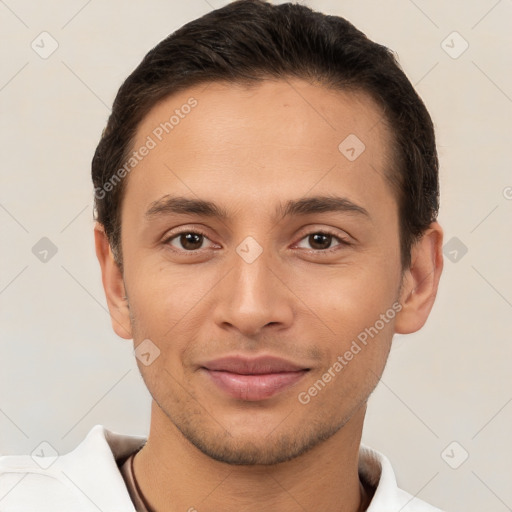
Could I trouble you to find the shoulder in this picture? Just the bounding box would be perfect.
[359,444,445,512]
[0,424,146,511]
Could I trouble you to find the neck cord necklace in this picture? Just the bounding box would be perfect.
[130,450,370,512]
[131,449,155,512]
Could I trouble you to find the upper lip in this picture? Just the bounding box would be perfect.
[201,355,309,374]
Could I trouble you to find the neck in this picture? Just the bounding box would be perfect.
[133,401,370,512]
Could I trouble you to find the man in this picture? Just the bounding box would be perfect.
[0,1,444,510]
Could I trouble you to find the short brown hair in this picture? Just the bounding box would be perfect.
[92,0,439,270]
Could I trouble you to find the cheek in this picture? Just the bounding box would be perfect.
[296,281,398,414]
[126,262,224,382]
[297,260,401,337]
[128,262,213,332]
[292,260,401,398]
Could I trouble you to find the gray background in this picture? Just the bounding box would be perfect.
[1,1,511,511]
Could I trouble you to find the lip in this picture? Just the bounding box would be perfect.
[200,355,310,401]
[201,355,309,374]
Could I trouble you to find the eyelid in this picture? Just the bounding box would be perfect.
[292,227,352,253]
[162,226,352,254]
[162,227,218,251]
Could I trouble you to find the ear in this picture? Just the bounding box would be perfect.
[94,223,132,339]
[394,222,444,334]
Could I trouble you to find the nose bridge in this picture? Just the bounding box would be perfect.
[234,243,273,302]
[213,236,293,335]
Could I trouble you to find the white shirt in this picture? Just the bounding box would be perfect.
[0,424,444,511]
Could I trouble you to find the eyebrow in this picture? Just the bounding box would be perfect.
[278,195,369,220]
[145,194,370,221]
[145,195,230,219]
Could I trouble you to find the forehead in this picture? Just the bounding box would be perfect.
[132,78,392,158]
[123,78,396,220]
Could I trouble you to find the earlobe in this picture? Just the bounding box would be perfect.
[94,223,133,340]
[394,222,444,335]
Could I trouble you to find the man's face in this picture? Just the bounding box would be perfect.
[115,79,405,464]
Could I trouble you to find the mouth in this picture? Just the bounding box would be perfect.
[199,355,310,401]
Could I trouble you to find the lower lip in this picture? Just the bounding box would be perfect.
[202,368,309,401]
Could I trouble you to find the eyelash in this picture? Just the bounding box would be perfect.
[162,228,351,255]
[294,229,351,254]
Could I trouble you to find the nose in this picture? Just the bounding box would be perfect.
[212,243,294,337]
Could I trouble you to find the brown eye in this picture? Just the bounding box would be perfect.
[308,233,334,250]
[167,231,208,251]
[295,230,350,253]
